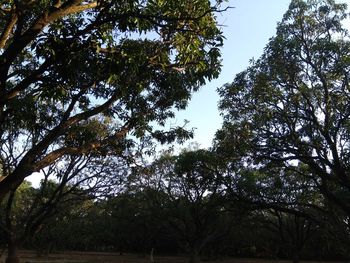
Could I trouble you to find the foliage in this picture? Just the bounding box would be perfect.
[0,0,225,199]
[0,153,129,263]
[216,0,350,215]
[0,2,225,261]
[130,149,239,263]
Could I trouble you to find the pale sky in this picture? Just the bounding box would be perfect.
[172,0,292,149]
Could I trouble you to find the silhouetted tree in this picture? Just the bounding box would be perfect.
[217,0,350,218]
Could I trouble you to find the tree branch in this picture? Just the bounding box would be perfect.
[33,126,129,172]
[0,1,98,83]
[0,11,18,49]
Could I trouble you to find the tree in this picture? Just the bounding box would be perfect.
[218,157,325,262]
[216,0,350,216]
[0,180,36,263]
[0,0,224,200]
[107,190,170,256]
[137,149,237,263]
[32,198,113,253]
[268,209,314,263]
[0,153,128,263]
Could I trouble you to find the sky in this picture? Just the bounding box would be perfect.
[169,0,297,149]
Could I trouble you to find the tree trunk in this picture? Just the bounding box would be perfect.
[150,248,155,263]
[189,248,200,263]
[6,238,19,263]
[292,249,299,263]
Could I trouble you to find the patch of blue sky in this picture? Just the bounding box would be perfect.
[170,0,293,150]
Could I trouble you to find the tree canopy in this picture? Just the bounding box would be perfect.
[0,2,225,262]
[0,0,224,198]
[216,0,350,215]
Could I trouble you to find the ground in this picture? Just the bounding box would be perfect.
[0,250,343,263]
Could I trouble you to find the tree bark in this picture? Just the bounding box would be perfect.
[189,248,200,263]
[292,248,300,263]
[5,238,19,263]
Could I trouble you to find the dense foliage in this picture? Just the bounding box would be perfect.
[217,0,350,215]
[0,0,224,198]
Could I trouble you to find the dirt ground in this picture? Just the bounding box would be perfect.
[0,250,344,263]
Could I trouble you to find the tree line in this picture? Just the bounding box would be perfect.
[1,149,349,263]
[1,0,350,263]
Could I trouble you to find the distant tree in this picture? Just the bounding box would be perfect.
[136,149,238,263]
[33,198,112,253]
[0,0,225,201]
[310,203,350,259]
[216,0,350,216]
[267,210,314,263]
[106,190,169,256]
[218,158,324,261]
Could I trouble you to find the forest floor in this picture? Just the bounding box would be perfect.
[0,250,344,263]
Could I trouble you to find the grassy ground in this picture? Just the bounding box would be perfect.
[0,250,344,263]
